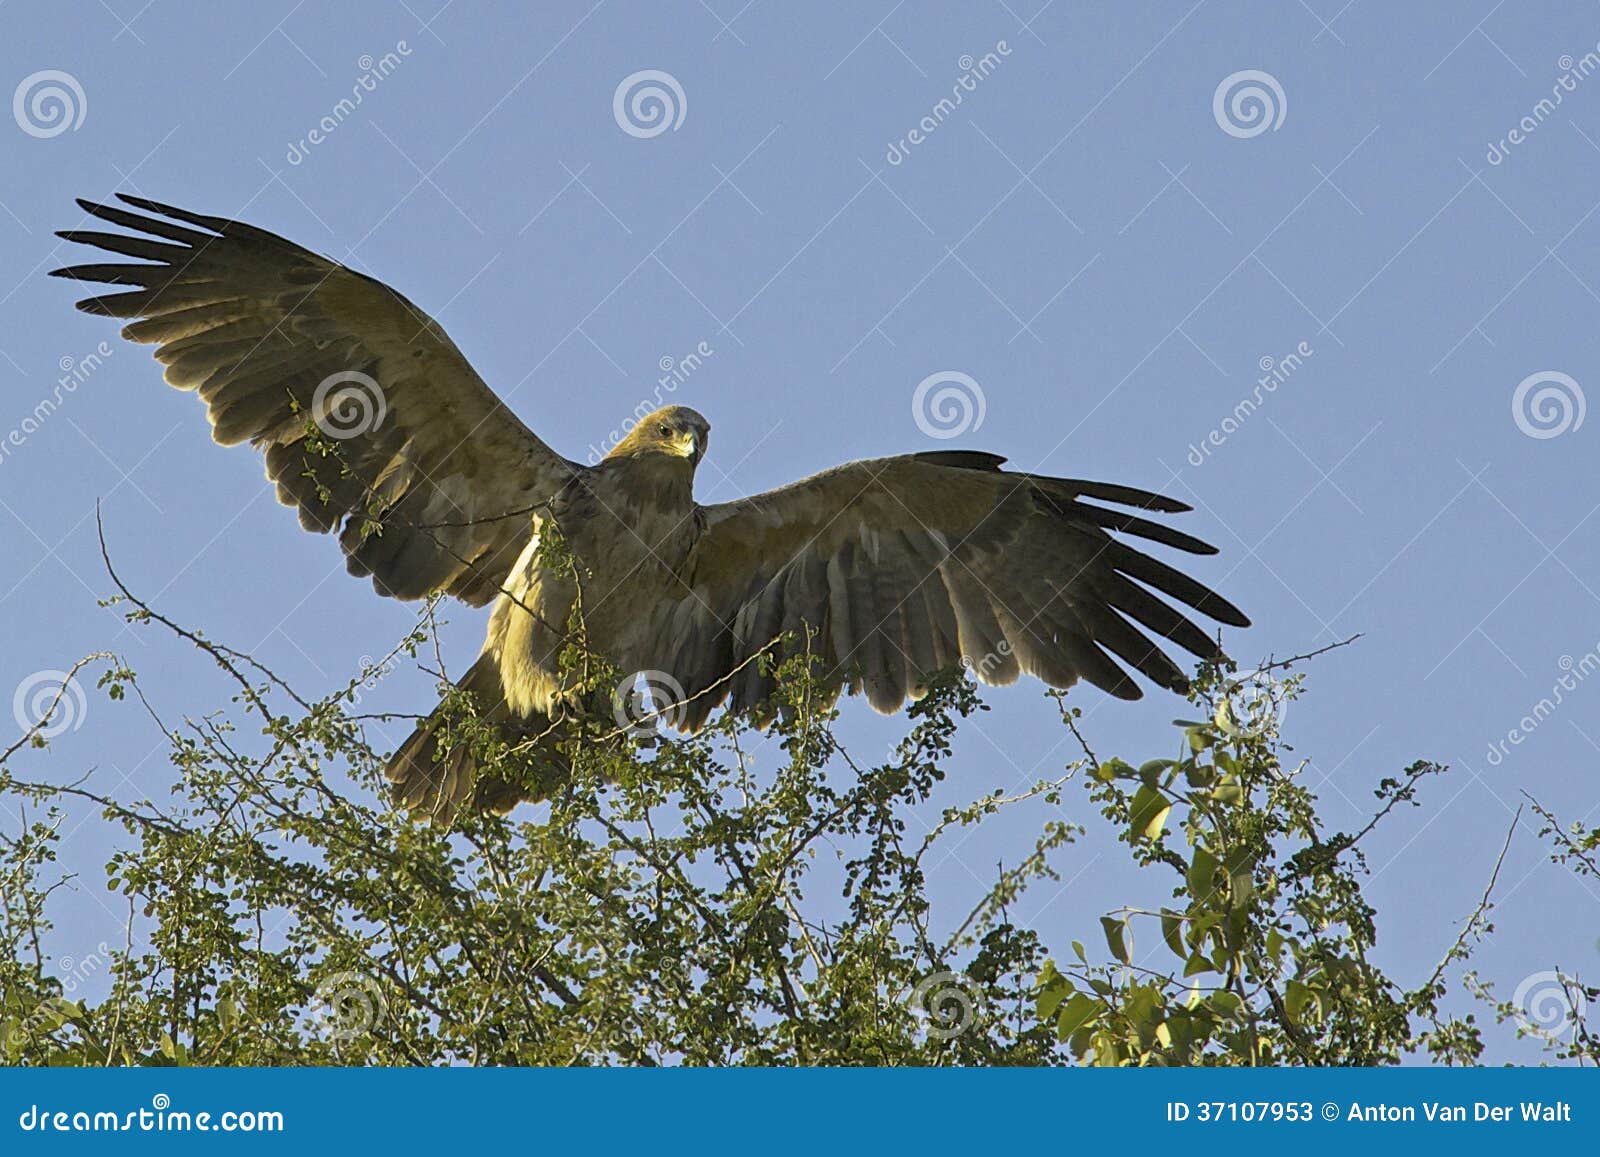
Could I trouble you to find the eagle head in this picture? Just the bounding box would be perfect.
[609,405,710,469]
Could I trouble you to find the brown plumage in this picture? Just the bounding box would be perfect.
[55,196,1250,824]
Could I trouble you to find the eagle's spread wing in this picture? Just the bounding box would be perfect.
[52,195,573,605]
[661,451,1249,728]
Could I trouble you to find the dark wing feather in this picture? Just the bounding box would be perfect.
[53,195,574,605]
[650,454,1247,727]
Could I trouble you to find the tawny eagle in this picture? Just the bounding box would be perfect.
[55,195,1249,822]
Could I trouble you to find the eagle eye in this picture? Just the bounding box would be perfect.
[657,423,672,437]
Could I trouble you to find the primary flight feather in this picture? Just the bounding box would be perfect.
[55,195,1250,823]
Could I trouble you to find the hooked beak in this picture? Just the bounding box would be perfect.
[682,431,704,467]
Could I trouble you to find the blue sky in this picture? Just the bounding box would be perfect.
[3,1,1599,1061]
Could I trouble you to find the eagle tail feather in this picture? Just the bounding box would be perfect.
[384,654,562,826]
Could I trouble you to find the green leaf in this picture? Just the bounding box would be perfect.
[1067,1025,1096,1060]
[1211,783,1245,805]
[1034,962,1073,1019]
[1128,785,1172,842]
[1186,911,1221,944]
[1101,915,1131,964]
[1138,759,1175,786]
[1186,845,1219,900]
[1229,870,1256,906]
[1223,844,1258,875]
[1094,758,1133,783]
[1037,987,1067,1019]
[1056,993,1100,1039]
[1160,909,1186,959]
[1283,979,1323,1026]
[1208,991,1244,1022]
[1183,954,1215,977]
